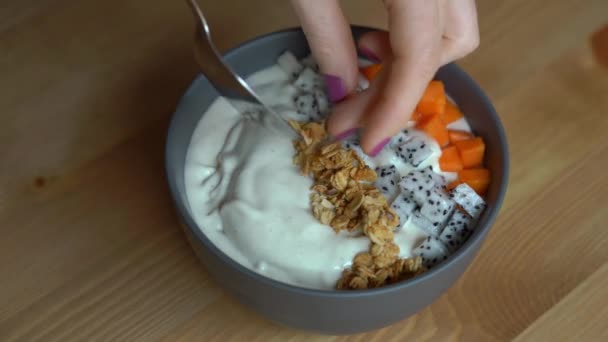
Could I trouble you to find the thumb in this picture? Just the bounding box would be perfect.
[359,0,442,155]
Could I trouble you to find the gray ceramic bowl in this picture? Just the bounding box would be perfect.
[165,26,509,335]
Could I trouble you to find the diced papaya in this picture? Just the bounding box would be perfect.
[443,101,464,124]
[360,64,382,81]
[416,113,450,147]
[458,168,491,195]
[416,80,446,116]
[454,137,486,168]
[448,130,474,143]
[410,111,424,122]
[439,146,464,172]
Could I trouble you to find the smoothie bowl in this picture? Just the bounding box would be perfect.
[166,26,508,334]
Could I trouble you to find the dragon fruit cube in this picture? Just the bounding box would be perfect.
[390,192,417,225]
[411,210,444,237]
[395,135,433,167]
[439,210,474,252]
[342,138,360,150]
[374,165,400,202]
[293,93,317,120]
[413,236,450,268]
[399,169,437,205]
[419,165,446,187]
[312,89,329,117]
[420,187,455,230]
[356,73,370,92]
[389,129,412,149]
[293,67,322,92]
[277,51,303,79]
[342,139,373,167]
[450,183,486,219]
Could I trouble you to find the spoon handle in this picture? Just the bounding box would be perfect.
[186,0,297,137]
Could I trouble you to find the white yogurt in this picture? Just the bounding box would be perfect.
[185,63,470,290]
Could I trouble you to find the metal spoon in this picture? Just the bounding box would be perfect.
[185,0,296,136]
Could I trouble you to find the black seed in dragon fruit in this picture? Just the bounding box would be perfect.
[390,193,417,225]
[395,135,434,167]
[399,169,437,205]
[374,165,400,202]
[293,67,322,92]
[413,236,450,268]
[277,51,303,79]
[439,210,474,252]
[420,187,455,231]
[410,210,444,237]
[450,183,486,219]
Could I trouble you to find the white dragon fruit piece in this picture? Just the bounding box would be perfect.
[356,73,370,92]
[342,137,374,167]
[293,67,323,92]
[312,88,329,117]
[395,135,434,167]
[389,129,412,149]
[342,135,360,150]
[439,210,474,252]
[410,210,445,237]
[293,93,317,120]
[399,169,437,205]
[450,183,486,219]
[374,165,400,202]
[277,51,303,79]
[419,166,447,187]
[413,236,450,268]
[420,187,455,230]
[390,193,417,226]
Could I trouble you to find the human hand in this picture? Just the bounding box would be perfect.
[290,0,479,155]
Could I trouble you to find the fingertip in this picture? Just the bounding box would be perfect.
[291,0,359,91]
[326,84,380,138]
[326,98,362,137]
[323,74,349,103]
[369,137,391,157]
[359,127,391,156]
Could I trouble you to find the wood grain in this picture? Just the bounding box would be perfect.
[1,0,607,340]
[513,263,608,342]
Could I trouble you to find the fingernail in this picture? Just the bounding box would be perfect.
[359,47,380,63]
[370,138,390,157]
[334,128,357,140]
[323,74,347,103]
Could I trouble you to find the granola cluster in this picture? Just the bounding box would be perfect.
[289,120,425,289]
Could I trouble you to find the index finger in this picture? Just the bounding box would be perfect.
[359,0,442,154]
[291,0,359,99]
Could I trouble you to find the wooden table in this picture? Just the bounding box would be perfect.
[1,1,607,340]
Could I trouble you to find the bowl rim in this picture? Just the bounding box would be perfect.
[166,25,509,298]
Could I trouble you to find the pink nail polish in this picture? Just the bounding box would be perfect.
[323,74,347,103]
[370,138,390,157]
[359,47,380,63]
[334,128,357,140]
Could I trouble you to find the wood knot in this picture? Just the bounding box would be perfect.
[33,176,46,188]
[591,24,608,69]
